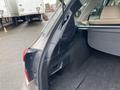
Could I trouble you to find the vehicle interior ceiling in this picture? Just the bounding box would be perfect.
[49,0,120,90]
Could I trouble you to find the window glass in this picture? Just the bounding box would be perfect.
[75,0,110,26]
[89,0,108,20]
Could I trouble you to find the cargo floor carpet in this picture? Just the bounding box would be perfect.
[49,51,120,90]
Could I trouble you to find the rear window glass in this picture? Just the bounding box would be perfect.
[75,0,120,26]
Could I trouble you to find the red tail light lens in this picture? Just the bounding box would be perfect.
[24,68,31,82]
[23,48,29,61]
[23,48,30,82]
[23,48,37,82]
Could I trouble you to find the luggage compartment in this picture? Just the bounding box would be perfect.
[49,30,120,90]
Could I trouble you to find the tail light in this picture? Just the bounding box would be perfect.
[23,48,31,82]
[23,48,29,61]
[22,48,37,82]
[24,68,31,82]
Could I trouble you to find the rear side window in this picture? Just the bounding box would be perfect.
[75,0,113,26]
[89,0,109,20]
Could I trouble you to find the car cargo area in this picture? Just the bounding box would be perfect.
[49,30,120,90]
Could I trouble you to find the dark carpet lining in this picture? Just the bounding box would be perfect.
[49,52,120,90]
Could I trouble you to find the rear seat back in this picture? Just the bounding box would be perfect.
[101,6,120,19]
[89,6,120,24]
